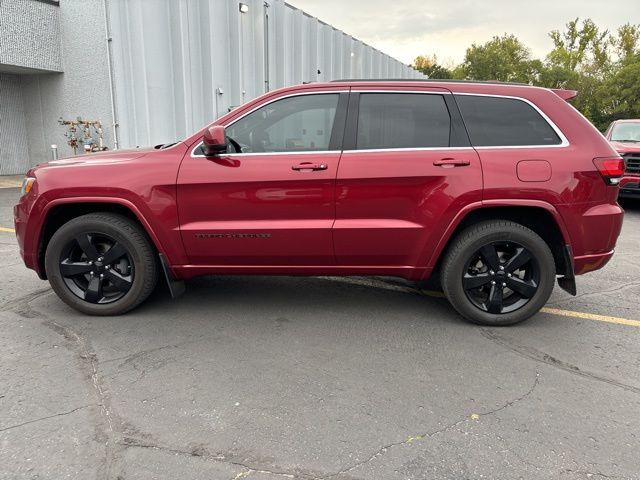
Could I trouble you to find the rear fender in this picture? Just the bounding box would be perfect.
[427,199,571,271]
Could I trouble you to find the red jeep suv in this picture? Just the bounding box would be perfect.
[605,119,640,198]
[14,80,624,325]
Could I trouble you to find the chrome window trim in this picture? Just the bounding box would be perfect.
[191,90,345,158]
[192,149,343,158]
[453,92,570,149]
[341,147,475,154]
[191,89,571,157]
[351,89,451,94]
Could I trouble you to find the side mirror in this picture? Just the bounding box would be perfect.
[202,125,227,156]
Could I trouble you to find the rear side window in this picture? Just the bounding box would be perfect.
[356,93,451,149]
[455,95,562,147]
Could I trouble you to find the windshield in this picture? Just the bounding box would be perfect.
[610,122,640,142]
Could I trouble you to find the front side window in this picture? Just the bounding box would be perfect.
[224,94,339,153]
[455,95,562,147]
[356,93,451,150]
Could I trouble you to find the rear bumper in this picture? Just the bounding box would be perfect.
[619,176,640,198]
[574,250,615,275]
[560,202,623,276]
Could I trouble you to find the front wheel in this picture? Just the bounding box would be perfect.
[45,213,158,315]
[441,220,556,326]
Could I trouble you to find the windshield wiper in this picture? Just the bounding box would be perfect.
[613,139,640,143]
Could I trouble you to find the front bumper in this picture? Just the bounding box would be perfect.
[13,191,46,278]
[619,176,640,198]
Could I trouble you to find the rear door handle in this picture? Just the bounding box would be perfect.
[292,162,328,171]
[433,157,470,168]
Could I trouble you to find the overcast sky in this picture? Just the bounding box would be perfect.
[289,0,638,66]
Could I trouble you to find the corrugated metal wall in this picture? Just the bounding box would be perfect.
[108,0,424,148]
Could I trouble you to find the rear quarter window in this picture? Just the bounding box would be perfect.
[455,95,562,147]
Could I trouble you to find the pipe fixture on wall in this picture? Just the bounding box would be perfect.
[58,118,107,155]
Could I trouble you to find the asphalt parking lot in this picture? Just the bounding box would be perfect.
[1,186,639,480]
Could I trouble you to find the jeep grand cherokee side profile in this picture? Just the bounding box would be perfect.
[14,80,625,325]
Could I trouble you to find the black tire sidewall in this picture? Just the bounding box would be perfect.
[442,222,556,326]
[45,214,156,316]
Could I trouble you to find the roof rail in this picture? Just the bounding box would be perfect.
[330,78,530,86]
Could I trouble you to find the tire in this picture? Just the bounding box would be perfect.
[45,213,158,315]
[441,220,555,326]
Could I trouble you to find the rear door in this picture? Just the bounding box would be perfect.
[333,88,483,273]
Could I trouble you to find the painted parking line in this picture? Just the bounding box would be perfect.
[541,307,640,327]
[323,277,640,327]
[0,226,15,233]
[419,290,640,327]
[0,176,23,189]
[418,289,640,328]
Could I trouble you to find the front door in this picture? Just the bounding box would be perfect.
[177,91,348,266]
[334,89,483,274]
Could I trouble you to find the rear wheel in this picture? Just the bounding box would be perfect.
[45,213,158,315]
[441,220,555,326]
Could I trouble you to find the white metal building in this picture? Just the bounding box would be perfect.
[0,0,424,175]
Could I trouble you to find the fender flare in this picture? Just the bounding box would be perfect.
[36,196,171,264]
[426,199,571,269]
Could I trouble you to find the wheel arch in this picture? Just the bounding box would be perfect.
[37,198,166,279]
[429,201,571,280]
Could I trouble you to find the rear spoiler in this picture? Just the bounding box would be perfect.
[551,89,578,101]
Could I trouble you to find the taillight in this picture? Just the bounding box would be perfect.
[593,157,625,185]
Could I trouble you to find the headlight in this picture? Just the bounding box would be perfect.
[20,177,36,197]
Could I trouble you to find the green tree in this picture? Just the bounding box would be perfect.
[615,23,640,60]
[410,19,640,131]
[547,18,611,73]
[541,18,639,130]
[458,34,542,83]
[412,54,453,79]
[598,54,640,125]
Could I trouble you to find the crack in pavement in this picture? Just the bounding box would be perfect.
[562,468,622,479]
[119,438,300,479]
[0,404,94,433]
[548,281,640,305]
[319,370,540,479]
[100,344,183,366]
[5,277,633,478]
[480,328,640,395]
[44,320,122,480]
[0,288,52,318]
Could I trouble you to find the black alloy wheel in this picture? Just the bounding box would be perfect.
[59,232,134,304]
[45,213,158,315]
[441,220,556,326]
[462,241,539,314]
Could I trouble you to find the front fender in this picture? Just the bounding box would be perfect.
[27,195,188,277]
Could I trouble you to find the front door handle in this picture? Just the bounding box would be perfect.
[292,162,328,171]
[433,157,470,168]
